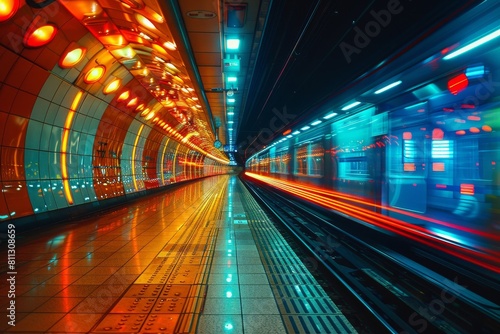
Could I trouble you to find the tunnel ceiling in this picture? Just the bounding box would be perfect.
[0,0,484,166]
[226,0,483,162]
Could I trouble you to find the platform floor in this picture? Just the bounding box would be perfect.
[0,174,356,333]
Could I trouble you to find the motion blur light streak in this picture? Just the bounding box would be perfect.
[245,172,500,274]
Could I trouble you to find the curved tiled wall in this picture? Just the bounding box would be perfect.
[0,0,229,226]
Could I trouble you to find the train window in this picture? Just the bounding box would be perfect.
[273,148,289,174]
[295,144,308,175]
[310,142,324,176]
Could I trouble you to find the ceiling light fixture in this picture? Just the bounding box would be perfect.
[59,44,86,68]
[84,65,106,84]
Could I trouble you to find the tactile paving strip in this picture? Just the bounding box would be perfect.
[91,178,227,333]
[239,181,358,333]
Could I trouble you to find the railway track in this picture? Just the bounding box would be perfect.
[242,175,500,334]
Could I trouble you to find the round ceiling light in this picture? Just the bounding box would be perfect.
[117,90,130,101]
[135,13,156,30]
[84,65,106,84]
[103,79,121,94]
[24,23,58,48]
[59,44,86,68]
[0,0,20,22]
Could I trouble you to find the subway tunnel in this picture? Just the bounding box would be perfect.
[1,0,499,333]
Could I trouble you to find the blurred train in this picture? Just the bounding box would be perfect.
[246,1,500,236]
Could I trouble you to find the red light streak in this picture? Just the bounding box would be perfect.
[245,172,500,274]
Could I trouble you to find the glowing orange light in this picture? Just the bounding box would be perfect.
[118,90,130,101]
[404,163,416,171]
[0,0,20,22]
[84,65,105,84]
[482,125,492,132]
[432,128,444,140]
[59,46,86,68]
[164,41,177,50]
[135,13,156,30]
[282,129,292,136]
[127,97,138,107]
[140,108,150,117]
[119,0,144,9]
[460,183,474,195]
[135,104,145,112]
[61,90,83,205]
[152,43,168,55]
[467,115,481,121]
[432,162,445,171]
[403,132,412,140]
[147,7,164,23]
[469,127,480,133]
[24,24,58,48]
[103,79,121,94]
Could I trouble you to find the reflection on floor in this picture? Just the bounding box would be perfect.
[0,174,356,333]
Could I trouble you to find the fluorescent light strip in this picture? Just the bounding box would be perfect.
[300,126,310,131]
[374,80,402,94]
[323,112,337,119]
[341,101,361,111]
[311,120,322,126]
[292,130,300,135]
[61,90,83,205]
[132,124,145,191]
[443,28,500,60]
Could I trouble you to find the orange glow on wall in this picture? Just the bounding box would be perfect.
[460,184,474,195]
[456,130,466,135]
[24,24,58,48]
[103,79,121,94]
[432,162,445,171]
[282,129,291,136]
[59,45,86,68]
[469,127,480,133]
[118,90,130,101]
[61,91,84,205]
[132,124,145,191]
[84,65,106,84]
[0,0,20,22]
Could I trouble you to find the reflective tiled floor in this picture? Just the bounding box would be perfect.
[0,174,356,333]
